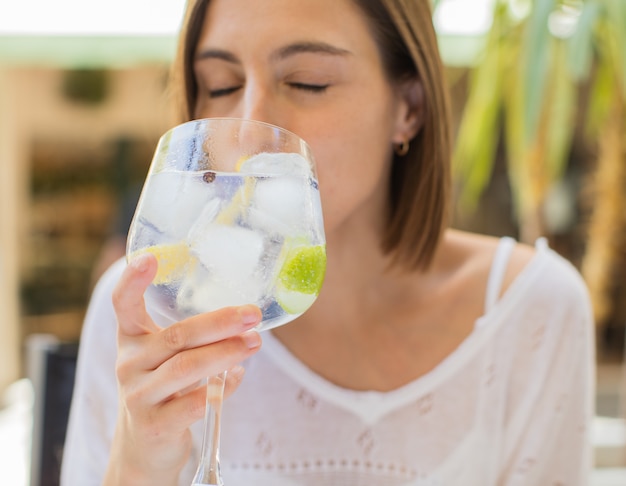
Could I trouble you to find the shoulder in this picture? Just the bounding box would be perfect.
[439,230,535,297]
[88,256,176,329]
[523,241,592,313]
[82,257,127,332]
[439,230,591,312]
[94,257,127,292]
[62,261,124,484]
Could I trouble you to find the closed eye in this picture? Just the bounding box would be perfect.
[289,82,329,93]
[209,86,242,98]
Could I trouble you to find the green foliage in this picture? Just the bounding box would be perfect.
[453,2,511,210]
[453,0,626,236]
[521,0,556,146]
[567,2,598,81]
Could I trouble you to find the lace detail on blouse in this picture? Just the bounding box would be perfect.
[60,240,595,486]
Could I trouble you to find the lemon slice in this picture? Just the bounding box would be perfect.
[215,156,255,225]
[235,155,249,172]
[132,242,197,285]
[275,243,326,314]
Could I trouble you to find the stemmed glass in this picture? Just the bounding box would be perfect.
[126,118,326,485]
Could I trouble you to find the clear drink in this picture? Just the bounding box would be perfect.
[127,156,326,331]
[126,118,325,486]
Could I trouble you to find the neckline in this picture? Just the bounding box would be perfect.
[261,244,551,424]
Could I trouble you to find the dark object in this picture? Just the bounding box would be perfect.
[62,69,109,105]
[27,335,79,486]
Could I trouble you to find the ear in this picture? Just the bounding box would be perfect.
[391,77,424,145]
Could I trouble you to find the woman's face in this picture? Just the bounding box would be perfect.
[193,0,419,236]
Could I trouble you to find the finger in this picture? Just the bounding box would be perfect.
[224,365,246,398]
[141,365,248,438]
[150,386,208,438]
[128,364,245,425]
[123,385,207,444]
[113,253,160,337]
[139,305,262,369]
[172,366,246,406]
[141,330,261,404]
[118,305,261,372]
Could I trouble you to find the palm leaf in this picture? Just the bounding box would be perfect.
[585,23,617,138]
[503,38,528,217]
[452,2,510,209]
[603,0,626,96]
[567,1,600,82]
[544,39,577,182]
[521,0,557,146]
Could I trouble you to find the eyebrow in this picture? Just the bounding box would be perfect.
[195,41,351,64]
[271,42,352,61]
[195,49,239,63]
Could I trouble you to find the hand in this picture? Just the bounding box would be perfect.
[104,253,262,486]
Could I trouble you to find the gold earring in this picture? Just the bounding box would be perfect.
[394,140,409,157]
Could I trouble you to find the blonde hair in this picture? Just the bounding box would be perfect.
[169,0,452,270]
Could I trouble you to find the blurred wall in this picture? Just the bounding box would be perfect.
[0,69,24,392]
[0,64,175,392]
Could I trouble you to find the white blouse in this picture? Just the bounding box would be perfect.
[61,238,595,485]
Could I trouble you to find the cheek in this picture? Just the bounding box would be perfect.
[306,120,393,230]
[289,85,399,230]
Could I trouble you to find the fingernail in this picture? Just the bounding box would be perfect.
[242,330,261,349]
[239,306,261,327]
[229,365,246,381]
[130,253,150,272]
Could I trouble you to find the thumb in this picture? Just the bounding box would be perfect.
[112,252,160,337]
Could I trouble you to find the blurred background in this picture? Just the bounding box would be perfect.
[0,0,624,484]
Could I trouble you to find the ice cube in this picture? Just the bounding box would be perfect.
[238,152,312,177]
[155,121,202,171]
[310,188,325,240]
[189,224,265,283]
[248,175,311,235]
[127,217,171,253]
[138,171,218,239]
[176,262,264,313]
[187,198,222,240]
[238,152,318,234]
[145,284,185,325]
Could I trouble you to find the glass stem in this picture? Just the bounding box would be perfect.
[191,370,226,486]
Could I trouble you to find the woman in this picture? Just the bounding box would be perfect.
[61,0,595,484]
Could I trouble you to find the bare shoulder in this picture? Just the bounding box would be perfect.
[441,229,536,299]
[500,237,536,297]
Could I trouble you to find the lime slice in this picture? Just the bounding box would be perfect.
[132,242,196,285]
[276,243,326,314]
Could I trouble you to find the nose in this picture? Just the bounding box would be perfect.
[238,81,281,127]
